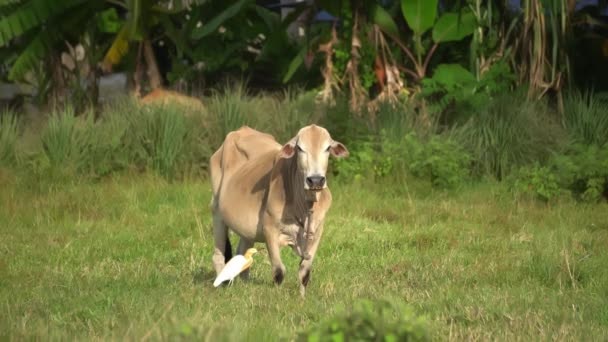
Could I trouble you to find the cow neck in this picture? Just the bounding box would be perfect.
[283,156,316,260]
[283,156,316,222]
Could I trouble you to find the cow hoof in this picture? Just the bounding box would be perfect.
[273,269,285,285]
[301,270,311,287]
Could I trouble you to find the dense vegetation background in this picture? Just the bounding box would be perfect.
[1,0,607,340]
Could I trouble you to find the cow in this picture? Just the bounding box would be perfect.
[209,125,348,296]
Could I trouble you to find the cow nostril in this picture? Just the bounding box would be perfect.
[306,177,314,187]
[306,176,325,188]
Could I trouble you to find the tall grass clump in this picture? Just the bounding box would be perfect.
[266,88,318,142]
[562,89,608,147]
[455,93,562,179]
[0,112,20,167]
[39,105,133,177]
[127,104,192,179]
[207,82,252,146]
[40,107,96,172]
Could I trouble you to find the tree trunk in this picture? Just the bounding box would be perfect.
[142,38,162,90]
[49,51,67,108]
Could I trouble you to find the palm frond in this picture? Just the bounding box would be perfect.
[8,28,54,80]
[0,0,87,47]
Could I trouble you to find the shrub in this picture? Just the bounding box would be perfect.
[333,131,470,189]
[0,112,20,167]
[513,164,561,202]
[332,138,387,182]
[552,144,608,202]
[404,132,471,189]
[562,90,608,147]
[512,145,608,203]
[297,299,428,342]
[455,93,562,180]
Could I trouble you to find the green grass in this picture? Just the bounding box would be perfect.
[1,171,607,340]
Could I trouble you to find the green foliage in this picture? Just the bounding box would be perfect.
[190,0,250,39]
[333,130,470,189]
[455,92,561,180]
[0,112,19,167]
[512,144,608,203]
[552,144,608,203]
[422,60,516,119]
[401,0,438,34]
[513,164,561,202]
[332,138,389,182]
[0,0,93,80]
[370,3,399,37]
[297,299,428,342]
[404,132,471,188]
[562,90,608,147]
[432,10,477,43]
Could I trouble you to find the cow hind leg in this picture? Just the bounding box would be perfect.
[212,213,230,275]
[236,238,254,280]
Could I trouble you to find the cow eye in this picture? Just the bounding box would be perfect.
[325,146,331,152]
[296,145,304,152]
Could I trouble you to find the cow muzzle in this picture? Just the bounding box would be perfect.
[305,175,326,190]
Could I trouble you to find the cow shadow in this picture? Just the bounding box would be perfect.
[192,266,215,284]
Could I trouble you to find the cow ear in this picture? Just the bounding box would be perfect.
[279,138,297,158]
[330,141,349,158]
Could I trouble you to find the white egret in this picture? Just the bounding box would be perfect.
[213,248,258,287]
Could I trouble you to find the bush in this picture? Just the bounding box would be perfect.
[513,164,561,202]
[0,112,20,167]
[404,132,471,189]
[333,131,470,189]
[562,90,608,147]
[297,299,428,342]
[512,145,608,203]
[552,144,608,202]
[455,93,562,180]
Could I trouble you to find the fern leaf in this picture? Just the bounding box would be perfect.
[103,24,130,66]
[0,0,86,47]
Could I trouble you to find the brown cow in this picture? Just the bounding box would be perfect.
[209,125,348,296]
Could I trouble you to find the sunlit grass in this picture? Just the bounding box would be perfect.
[1,172,606,340]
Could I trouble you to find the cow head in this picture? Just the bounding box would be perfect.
[279,125,349,190]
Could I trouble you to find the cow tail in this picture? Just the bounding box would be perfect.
[224,235,233,263]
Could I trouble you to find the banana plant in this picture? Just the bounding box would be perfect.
[392,0,477,81]
[0,0,105,81]
[100,0,205,93]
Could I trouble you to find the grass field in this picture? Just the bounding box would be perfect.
[1,170,607,340]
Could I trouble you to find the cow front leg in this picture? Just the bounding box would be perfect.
[265,234,286,285]
[236,237,254,280]
[298,222,324,297]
